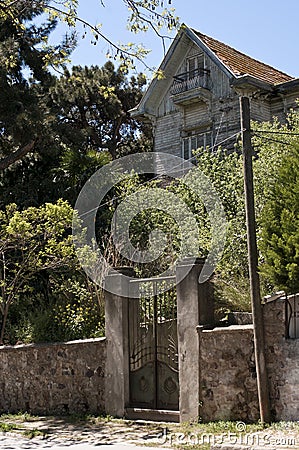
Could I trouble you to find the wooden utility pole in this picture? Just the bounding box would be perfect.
[239,96,271,424]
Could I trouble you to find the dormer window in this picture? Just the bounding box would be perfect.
[187,55,204,79]
[171,54,211,96]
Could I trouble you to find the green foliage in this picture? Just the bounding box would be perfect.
[259,143,299,293]
[193,148,247,278]
[107,174,203,278]
[105,150,249,314]
[109,117,299,312]
[249,114,299,294]
[1,0,180,74]
[1,62,151,208]
[0,200,71,341]
[52,277,104,341]
[0,0,176,343]
[0,0,76,171]
[252,119,295,218]
[0,200,104,344]
[50,63,147,158]
[0,0,158,175]
[0,421,19,432]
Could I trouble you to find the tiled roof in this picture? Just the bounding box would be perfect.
[193,30,294,85]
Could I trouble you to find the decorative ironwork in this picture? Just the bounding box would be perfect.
[170,68,211,95]
[164,376,177,395]
[128,276,179,410]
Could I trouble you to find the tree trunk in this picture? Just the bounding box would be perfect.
[0,303,9,345]
[0,140,35,171]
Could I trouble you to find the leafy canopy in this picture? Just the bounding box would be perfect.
[0,200,74,343]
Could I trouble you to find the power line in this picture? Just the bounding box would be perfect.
[253,135,294,147]
[253,129,299,137]
[77,130,240,220]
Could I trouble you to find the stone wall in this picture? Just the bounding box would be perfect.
[199,299,299,423]
[0,338,106,415]
[263,298,299,421]
[199,325,259,422]
[1,294,298,422]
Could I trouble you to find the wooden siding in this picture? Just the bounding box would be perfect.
[183,103,210,130]
[270,92,299,123]
[154,112,182,155]
[187,44,204,59]
[251,98,271,122]
[208,58,232,98]
[157,89,177,116]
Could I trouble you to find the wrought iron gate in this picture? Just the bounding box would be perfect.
[286,294,299,338]
[128,276,179,410]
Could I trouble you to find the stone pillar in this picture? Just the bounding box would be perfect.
[104,267,134,418]
[176,257,214,422]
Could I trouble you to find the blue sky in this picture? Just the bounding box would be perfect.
[58,0,299,78]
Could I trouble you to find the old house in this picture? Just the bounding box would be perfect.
[131,25,299,165]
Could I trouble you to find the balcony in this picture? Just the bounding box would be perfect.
[170,68,211,95]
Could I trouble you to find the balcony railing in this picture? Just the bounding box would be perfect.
[170,68,211,96]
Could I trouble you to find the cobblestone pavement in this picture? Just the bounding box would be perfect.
[0,440,165,450]
[0,417,171,449]
[1,416,299,450]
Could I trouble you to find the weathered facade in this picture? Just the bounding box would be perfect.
[131,26,299,168]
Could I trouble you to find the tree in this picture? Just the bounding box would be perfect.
[0,0,177,172]
[0,0,76,171]
[51,62,152,202]
[0,0,179,73]
[0,200,74,343]
[259,143,299,294]
[105,121,298,314]
[98,149,247,312]
[0,62,152,208]
[50,62,150,158]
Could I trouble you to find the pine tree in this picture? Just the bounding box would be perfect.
[260,143,299,293]
[50,62,149,161]
[0,62,152,208]
[0,1,76,171]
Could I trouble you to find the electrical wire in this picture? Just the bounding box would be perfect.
[77,130,241,220]
[253,129,299,137]
[213,111,225,148]
[253,135,294,147]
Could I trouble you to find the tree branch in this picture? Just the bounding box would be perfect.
[48,5,153,71]
[0,140,35,171]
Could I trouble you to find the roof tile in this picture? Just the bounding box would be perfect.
[193,30,294,85]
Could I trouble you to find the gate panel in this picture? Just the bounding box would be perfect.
[287,294,299,338]
[128,277,179,410]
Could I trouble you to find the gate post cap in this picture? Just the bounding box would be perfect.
[108,266,135,276]
[176,257,206,267]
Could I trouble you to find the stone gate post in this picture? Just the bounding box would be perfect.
[176,257,214,422]
[104,267,134,417]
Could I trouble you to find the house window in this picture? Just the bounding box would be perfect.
[187,55,204,79]
[182,131,213,160]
